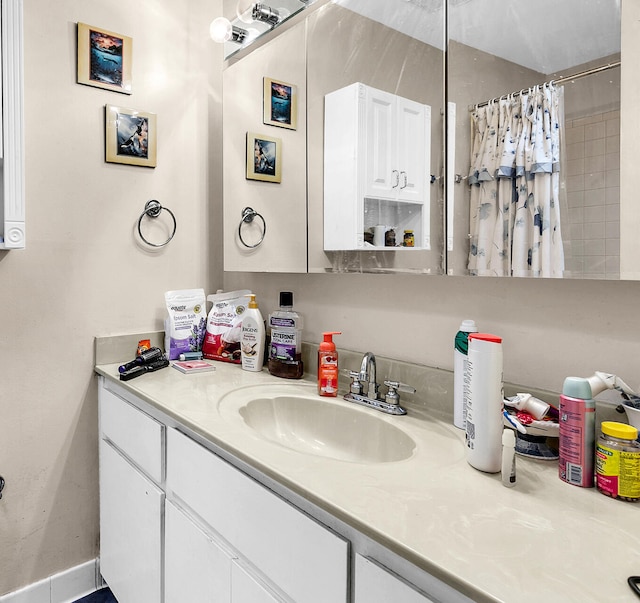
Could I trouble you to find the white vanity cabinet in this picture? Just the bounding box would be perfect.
[97,376,470,603]
[98,385,165,603]
[324,82,431,251]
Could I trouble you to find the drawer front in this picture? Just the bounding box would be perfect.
[355,555,435,603]
[166,428,348,603]
[99,385,164,483]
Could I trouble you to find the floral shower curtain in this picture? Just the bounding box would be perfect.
[468,83,565,277]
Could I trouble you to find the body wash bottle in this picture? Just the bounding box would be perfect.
[240,294,265,372]
[318,332,341,396]
[453,319,478,429]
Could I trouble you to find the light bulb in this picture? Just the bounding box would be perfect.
[209,17,232,43]
[236,1,255,23]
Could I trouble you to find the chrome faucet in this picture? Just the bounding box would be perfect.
[359,352,379,400]
[343,352,415,416]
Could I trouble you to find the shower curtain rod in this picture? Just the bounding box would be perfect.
[470,60,621,110]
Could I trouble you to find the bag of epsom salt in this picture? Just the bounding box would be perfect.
[164,289,207,360]
[202,290,252,364]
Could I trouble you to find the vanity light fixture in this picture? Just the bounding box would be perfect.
[252,3,281,26]
[209,16,248,43]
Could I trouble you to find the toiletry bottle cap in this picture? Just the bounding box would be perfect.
[468,333,502,344]
[320,332,341,351]
[248,294,258,309]
[279,291,293,307]
[458,319,478,333]
[562,376,593,400]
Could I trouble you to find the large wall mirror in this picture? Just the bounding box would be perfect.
[221,0,629,279]
[447,0,622,279]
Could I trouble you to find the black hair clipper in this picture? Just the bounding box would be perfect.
[119,357,170,381]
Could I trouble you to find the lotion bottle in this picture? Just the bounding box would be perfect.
[318,332,341,397]
[465,333,504,473]
[240,294,265,372]
[558,377,595,487]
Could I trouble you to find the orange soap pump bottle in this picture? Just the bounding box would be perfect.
[318,332,341,397]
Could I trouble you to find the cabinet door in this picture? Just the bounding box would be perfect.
[165,500,232,603]
[99,440,163,603]
[231,563,281,603]
[396,97,429,205]
[354,555,435,603]
[365,87,397,200]
[166,428,348,603]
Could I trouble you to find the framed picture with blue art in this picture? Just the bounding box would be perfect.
[263,77,297,130]
[105,105,157,168]
[246,132,281,183]
[77,23,132,94]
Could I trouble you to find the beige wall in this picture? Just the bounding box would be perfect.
[0,0,223,595]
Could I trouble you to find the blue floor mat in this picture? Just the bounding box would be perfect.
[74,588,117,603]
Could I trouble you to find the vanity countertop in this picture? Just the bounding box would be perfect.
[95,361,640,603]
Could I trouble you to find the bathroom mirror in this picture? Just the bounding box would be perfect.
[447,0,622,279]
[221,0,445,275]
[307,0,445,274]
[221,0,630,279]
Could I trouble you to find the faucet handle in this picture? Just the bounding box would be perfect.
[384,380,416,395]
[383,380,416,406]
[342,369,364,395]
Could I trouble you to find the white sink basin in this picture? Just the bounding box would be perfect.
[218,383,416,463]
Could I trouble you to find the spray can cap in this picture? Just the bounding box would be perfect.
[562,376,593,400]
[320,332,341,351]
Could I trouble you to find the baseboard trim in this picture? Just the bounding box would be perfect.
[0,559,101,603]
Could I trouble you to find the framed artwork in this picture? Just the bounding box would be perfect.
[263,77,297,130]
[77,23,132,94]
[246,132,281,183]
[105,105,157,168]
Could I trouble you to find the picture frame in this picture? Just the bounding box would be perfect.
[246,132,282,183]
[77,23,132,94]
[105,105,157,168]
[263,77,297,130]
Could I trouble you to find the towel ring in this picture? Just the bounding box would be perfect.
[238,207,266,248]
[137,200,176,247]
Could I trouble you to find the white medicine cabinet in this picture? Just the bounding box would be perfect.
[323,82,431,251]
[0,0,24,250]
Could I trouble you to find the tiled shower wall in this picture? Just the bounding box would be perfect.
[564,109,620,279]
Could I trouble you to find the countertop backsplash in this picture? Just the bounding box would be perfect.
[96,332,622,426]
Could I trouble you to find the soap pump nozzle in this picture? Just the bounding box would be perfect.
[320,331,341,351]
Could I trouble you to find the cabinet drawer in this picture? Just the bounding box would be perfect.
[166,428,348,603]
[99,385,164,483]
[355,555,435,603]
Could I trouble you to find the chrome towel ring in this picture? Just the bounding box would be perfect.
[137,200,176,247]
[238,207,266,248]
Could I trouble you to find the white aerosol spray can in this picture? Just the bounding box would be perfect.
[453,319,478,429]
[465,333,504,473]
